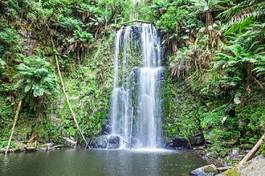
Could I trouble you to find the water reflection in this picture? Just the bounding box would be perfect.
[103,150,162,176]
[0,149,206,176]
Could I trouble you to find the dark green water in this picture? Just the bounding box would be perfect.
[0,149,206,176]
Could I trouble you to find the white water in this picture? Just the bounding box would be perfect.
[110,23,163,149]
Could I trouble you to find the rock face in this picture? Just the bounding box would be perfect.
[90,135,120,149]
[190,164,218,176]
[165,136,191,149]
[239,155,265,176]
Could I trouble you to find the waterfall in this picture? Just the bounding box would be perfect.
[110,23,163,149]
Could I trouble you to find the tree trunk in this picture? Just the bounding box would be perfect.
[205,11,214,49]
[5,100,22,155]
[205,11,213,31]
[172,40,178,54]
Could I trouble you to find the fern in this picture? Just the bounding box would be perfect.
[219,0,265,32]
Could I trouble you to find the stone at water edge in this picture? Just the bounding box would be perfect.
[90,135,120,149]
[165,136,191,149]
[189,133,205,146]
[24,146,37,152]
[190,164,218,176]
[91,135,108,148]
[107,136,120,149]
[63,137,77,147]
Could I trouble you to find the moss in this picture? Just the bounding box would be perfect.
[223,168,240,176]
[55,36,115,140]
[163,77,203,138]
[0,96,14,140]
[203,165,218,173]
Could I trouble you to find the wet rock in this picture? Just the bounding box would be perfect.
[191,164,218,176]
[91,135,120,149]
[63,137,77,147]
[24,146,37,152]
[165,136,191,149]
[107,136,120,149]
[52,145,65,149]
[91,135,108,148]
[132,67,140,78]
[189,133,205,146]
[38,143,54,151]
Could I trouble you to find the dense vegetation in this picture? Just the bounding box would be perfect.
[0,0,264,160]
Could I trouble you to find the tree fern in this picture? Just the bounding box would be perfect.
[219,0,265,33]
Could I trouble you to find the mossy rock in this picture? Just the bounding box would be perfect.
[223,168,240,176]
[191,164,218,176]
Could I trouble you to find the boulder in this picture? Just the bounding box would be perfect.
[107,136,120,149]
[91,135,108,148]
[217,155,265,176]
[90,135,121,149]
[191,164,218,176]
[165,136,191,149]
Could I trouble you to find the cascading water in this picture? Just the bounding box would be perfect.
[109,23,163,149]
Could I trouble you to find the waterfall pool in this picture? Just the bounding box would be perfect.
[0,149,206,176]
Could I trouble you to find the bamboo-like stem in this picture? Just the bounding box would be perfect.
[5,100,22,155]
[239,134,265,165]
[51,39,88,147]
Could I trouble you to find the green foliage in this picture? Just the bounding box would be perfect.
[0,141,17,149]
[15,55,58,98]
[59,16,83,30]
[0,0,264,155]
[152,0,198,35]
[56,36,113,138]
[163,76,203,138]
[0,58,5,76]
[160,0,265,159]
[157,6,188,33]
[74,28,94,43]
[191,0,230,14]
[0,97,13,139]
[0,0,131,145]
[219,0,265,33]
[0,27,21,59]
